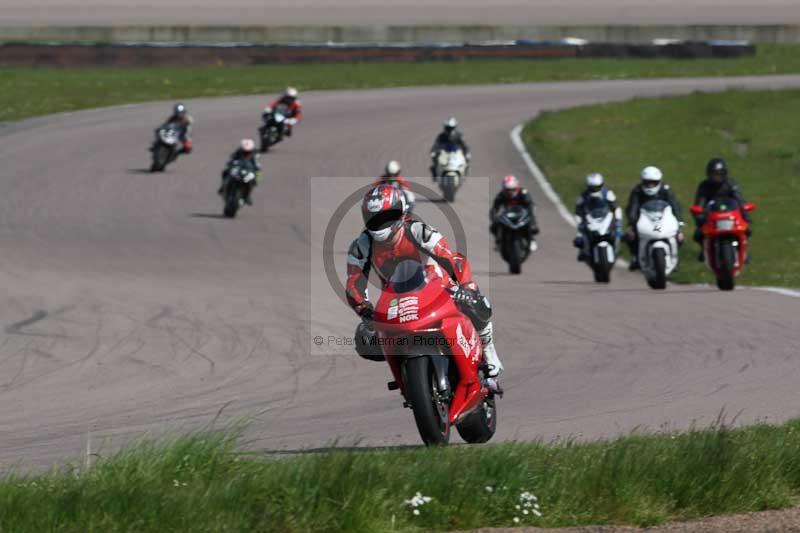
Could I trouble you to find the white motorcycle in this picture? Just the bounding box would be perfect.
[578,200,622,283]
[434,147,467,202]
[636,199,681,290]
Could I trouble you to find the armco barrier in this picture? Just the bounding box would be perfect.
[0,25,798,44]
[0,40,755,68]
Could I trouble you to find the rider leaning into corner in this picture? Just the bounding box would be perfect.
[156,103,194,153]
[489,174,540,252]
[267,87,303,137]
[573,173,623,261]
[346,184,504,383]
[624,166,685,271]
[692,157,752,262]
[429,117,471,179]
[218,138,262,205]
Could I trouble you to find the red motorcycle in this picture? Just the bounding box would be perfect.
[370,259,498,445]
[690,199,755,291]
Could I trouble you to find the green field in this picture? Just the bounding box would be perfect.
[3,44,800,122]
[523,88,800,287]
[2,419,799,532]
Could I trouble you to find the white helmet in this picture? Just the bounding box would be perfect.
[443,117,458,130]
[240,138,256,153]
[285,86,298,99]
[586,173,604,197]
[385,160,401,177]
[640,166,663,196]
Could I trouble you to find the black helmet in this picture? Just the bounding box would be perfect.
[706,157,728,180]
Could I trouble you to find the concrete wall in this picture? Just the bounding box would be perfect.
[1,25,799,45]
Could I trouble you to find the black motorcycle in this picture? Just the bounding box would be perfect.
[221,161,257,218]
[577,200,620,283]
[495,205,532,274]
[150,122,183,172]
[258,108,287,153]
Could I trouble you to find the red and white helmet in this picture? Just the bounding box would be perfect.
[240,138,256,153]
[361,184,407,242]
[285,86,298,99]
[503,174,520,194]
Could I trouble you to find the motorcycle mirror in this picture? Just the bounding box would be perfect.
[689,205,704,215]
[743,202,756,212]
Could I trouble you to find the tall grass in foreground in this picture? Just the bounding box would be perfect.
[1,419,799,532]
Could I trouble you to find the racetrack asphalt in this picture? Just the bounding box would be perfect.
[0,0,798,26]
[1,76,800,469]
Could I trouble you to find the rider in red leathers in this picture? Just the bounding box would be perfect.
[346,184,504,379]
[373,160,415,210]
[268,87,302,137]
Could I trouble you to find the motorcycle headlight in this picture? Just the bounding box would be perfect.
[716,219,734,231]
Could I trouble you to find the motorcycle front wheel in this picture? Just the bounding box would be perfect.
[151,145,168,172]
[716,240,736,291]
[223,189,241,218]
[507,234,522,275]
[592,246,611,283]
[405,356,450,446]
[648,248,667,290]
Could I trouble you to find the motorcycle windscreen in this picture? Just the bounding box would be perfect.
[388,260,427,294]
[585,196,611,219]
[498,205,530,228]
[641,199,671,221]
[707,197,741,213]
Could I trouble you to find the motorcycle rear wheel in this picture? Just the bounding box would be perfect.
[405,357,450,446]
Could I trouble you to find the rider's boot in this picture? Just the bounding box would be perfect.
[479,322,504,379]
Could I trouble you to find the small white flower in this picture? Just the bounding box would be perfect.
[523,510,529,515]
[485,486,494,493]
[413,509,420,516]
[515,505,521,510]
[404,492,433,509]
[533,509,542,517]
[513,517,520,524]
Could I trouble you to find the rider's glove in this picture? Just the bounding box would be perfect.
[451,286,476,306]
[359,305,375,323]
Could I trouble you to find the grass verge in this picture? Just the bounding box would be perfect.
[2,419,800,532]
[3,44,800,122]
[523,88,800,288]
